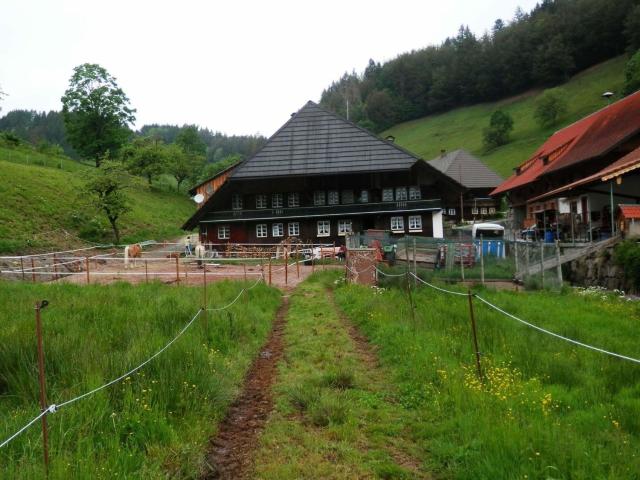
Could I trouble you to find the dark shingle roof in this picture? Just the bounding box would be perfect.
[428,149,502,189]
[231,101,420,179]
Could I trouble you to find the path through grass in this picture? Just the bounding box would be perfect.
[252,272,429,479]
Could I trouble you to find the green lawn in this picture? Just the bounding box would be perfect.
[384,56,627,178]
[0,146,196,253]
[335,273,640,479]
[0,279,281,478]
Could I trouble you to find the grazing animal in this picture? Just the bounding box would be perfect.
[124,244,142,269]
[194,244,206,268]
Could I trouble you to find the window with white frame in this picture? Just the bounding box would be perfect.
[395,187,408,201]
[341,190,354,204]
[359,190,369,203]
[288,192,300,207]
[255,194,267,209]
[472,207,479,215]
[317,220,330,237]
[288,222,300,237]
[448,208,456,216]
[408,215,422,232]
[314,191,325,206]
[272,193,283,208]
[231,193,243,210]
[409,186,421,200]
[481,207,488,215]
[328,191,339,205]
[488,207,496,214]
[272,223,283,237]
[382,188,394,202]
[390,216,404,232]
[256,224,268,238]
[218,225,230,239]
[338,219,352,236]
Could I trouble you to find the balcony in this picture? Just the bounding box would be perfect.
[201,199,442,223]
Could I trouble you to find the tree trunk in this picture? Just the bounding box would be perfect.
[108,216,120,244]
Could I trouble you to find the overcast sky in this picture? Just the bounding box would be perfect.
[0,0,539,137]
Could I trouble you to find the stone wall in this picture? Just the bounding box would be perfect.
[564,243,632,292]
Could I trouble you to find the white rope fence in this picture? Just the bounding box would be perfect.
[0,277,267,450]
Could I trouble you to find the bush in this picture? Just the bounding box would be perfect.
[613,240,640,291]
[483,110,514,150]
[624,49,640,96]
[534,88,568,128]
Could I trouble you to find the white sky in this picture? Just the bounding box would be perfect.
[0,0,539,137]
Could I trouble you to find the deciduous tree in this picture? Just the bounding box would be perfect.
[483,110,514,150]
[61,63,136,166]
[534,88,568,128]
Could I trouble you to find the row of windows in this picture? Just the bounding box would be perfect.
[444,207,496,216]
[391,215,423,233]
[231,187,422,210]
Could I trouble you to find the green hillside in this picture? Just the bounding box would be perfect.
[384,56,627,179]
[0,146,195,253]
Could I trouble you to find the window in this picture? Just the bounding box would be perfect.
[408,215,422,232]
[448,208,456,216]
[256,194,267,209]
[272,193,283,208]
[338,219,352,236]
[317,220,330,237]
[359,190,369,203]
[409,186,421,200]
[488,207,496,214]
[256,224,268,238]
[472,207,479,215]
[288,192,300,207]
[390,216,404,232]
[328,191,339,205]
[272,223,283,237]
[288,222,300,236]
[314,191,325,206]
[341,190,354,204]
[382,188,394,202]
[232,193,243,210]
[218,225,230,240]
[395,187,408,201]
[481,208,488,215]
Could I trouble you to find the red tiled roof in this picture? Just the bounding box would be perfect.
[492,90,640,196]
[527,145,640,203]
[619,204,640,219]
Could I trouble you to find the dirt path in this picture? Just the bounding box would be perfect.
[201,295,290,479]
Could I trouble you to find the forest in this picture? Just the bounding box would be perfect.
[320,0,640,131]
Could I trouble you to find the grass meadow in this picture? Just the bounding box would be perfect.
[0,279,281,478]
[384,56,626,178]
[334,273,640,479]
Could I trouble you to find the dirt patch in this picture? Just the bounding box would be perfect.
[201,295,289,479]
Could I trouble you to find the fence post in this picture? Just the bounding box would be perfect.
[514,240,519,278]
[175,256,180,284]
[480,234,485,285]
[143,260,148,283]
[243,262,247,282]
[321,245,325,271]
[467,290,483,382]
[539,242,545,289]
[296,245,300,279]
[285,246,288,285]
[555,240,563,286]
[460,242,465,282]
[34,300,50,475]
[21,257,25,281]
[268,257,272,286]
[86,257,90,284]
[203,265,208,330]
[312,244,315,273]
[53,253,58,281]
[412,238,417,288]
[31,258,36,283]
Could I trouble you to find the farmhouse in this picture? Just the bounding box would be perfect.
[492,90,640,242]
[182,101,467,245]
[428,149,502,223]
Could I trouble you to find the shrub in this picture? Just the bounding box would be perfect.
[613,240,640,291]
[310,393,348,427]
[320,368,355,390]
[534,88,568,128]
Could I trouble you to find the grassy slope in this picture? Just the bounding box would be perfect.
[0,146,196,253]
[384,56,627,178]
[0,280,281,478]
[335,276,640,478]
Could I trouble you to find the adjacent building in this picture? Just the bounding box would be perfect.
[182,101,466,245]
[491,91,640,241]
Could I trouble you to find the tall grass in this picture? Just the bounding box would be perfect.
[0,280,281,478]
[334,276,640,478]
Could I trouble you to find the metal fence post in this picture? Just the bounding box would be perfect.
[20,257,25,281]
[175,256,180,284]
[480,234,485,285]
[86,257,90,284]
[285,246,288,285]
[467,291,483,382]
[539,242,545,289]
[34,300,50,475]
[555,240,563,286]
[268,257,272,286]
[412,238,417,287]
[31,258,36,283]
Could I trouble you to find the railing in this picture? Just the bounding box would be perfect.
[201,199,442,222]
